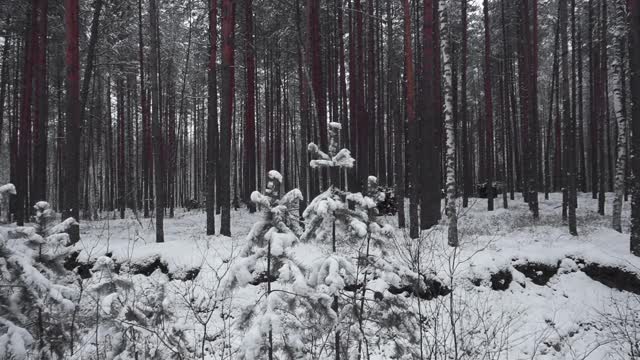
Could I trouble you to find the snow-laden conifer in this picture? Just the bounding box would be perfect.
[0,199,77,359]
[228,170,334,359]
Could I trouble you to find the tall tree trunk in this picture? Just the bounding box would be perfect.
[440,0,457,246]
[63,0,80,242]
[578,25,587,193]
[32,0,48,203]
[546,20,560,200]
[403,0,418,238]
[0,21,9,160]
[390,4,404,228]
[149,0,164,242]
[420,0,439,230]
[138,0,150,218]
[612,0,627,232]
[219,0,234,237]
[589,0,598,198]
[356,0,368,193]
[483,0,494,211]
[461,0,471,208]
[117,77,125,219]
[560,0,577,235]
[629,0,640,255]
[518,0,539,218]
[243,0,256,213]
[308,0,327,190]
[597,0,607,215]
[17,0,38,226]
[206,0,218,236]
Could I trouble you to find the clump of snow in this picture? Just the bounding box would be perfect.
[328,122,342,130]
[279,189,303,205]
[0,318,33,359]
[0,183,16,196]
[268,170,283,184]
[267,231,297,257]
[251,190,271,208]
[332,149,355,168]
[310,159,334,168]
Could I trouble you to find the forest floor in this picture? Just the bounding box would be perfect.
[4,192,638,359]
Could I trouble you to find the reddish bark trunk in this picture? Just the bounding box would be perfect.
[219,0,234,236]
[420,0,439,229]
[483,0,494,211]
[32,0,48,203]
[244,0,256,213]
[64,0,81,242]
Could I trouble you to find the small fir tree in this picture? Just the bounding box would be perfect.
[0,200,77,359]
[303,124,420,358]
[228,170,336,359]
[85,255,189,359]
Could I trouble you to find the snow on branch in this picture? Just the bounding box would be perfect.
[0,183,16,196]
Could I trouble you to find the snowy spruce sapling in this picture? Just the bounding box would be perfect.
[228,170,337,359]
[304,125,422,358]
[0,199,78,359]
[86,256,188,359]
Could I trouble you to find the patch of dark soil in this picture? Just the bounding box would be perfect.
[64,252,199,281]
[64,251,93,279]
[120,255,169,277]
[344,282,363,292]
[581,263,640,295]
[513,261,559,286]
[388,276,450,300]
[249,271,278,286]
[490,269,513,291]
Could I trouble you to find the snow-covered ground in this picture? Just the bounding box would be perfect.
[6,192,637,359]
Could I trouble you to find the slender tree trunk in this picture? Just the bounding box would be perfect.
[32,0,48,204]
[629,0,640,255]
[403,0,418,238]
[612,0,627,233]
[518,0,539,218]
[0,22,9,160]
[546,20,560,200]
[461,0,470,208]
[483,0,494,211]
[117,77,126,219]
[578,20,587,193]
[440,0,457,246]
[560,0,577,235]
[597,0,607,215]
[138,0,150,218]
[206,0,218,236]
[589,0,598,198]
[149,0,164,242]
[219,0,234,236]
[420,0,439,230]
[63,0,80,242]
[17,0,37,226]
[244,0,256,213]
[308,0,327,190]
